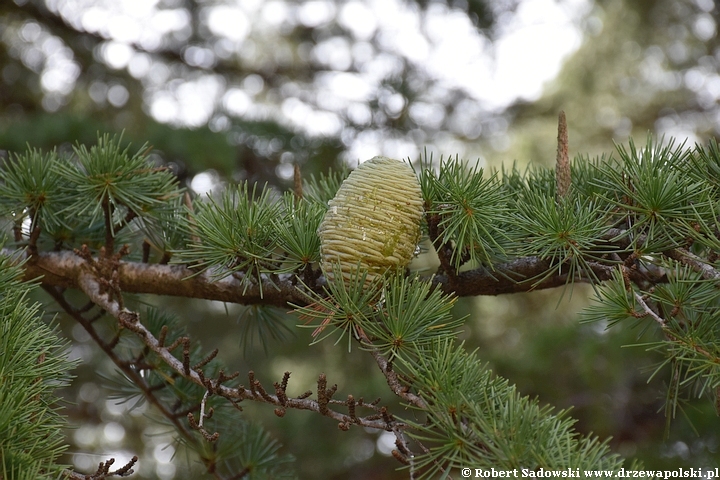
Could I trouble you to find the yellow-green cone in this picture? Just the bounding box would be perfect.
[318,156,424,289]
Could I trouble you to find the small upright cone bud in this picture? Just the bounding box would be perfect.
[318,156,424,289]
[556,110,571,199]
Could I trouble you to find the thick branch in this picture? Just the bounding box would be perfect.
[9,249,637,308]
[664,247,720,281]
[433,257,618,296]
[15,250,307,306]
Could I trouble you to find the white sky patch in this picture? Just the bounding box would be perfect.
[421,0,586,110]
[375,1,429,63]
[106,13,141,43]
[281,97,343,136]
[207,6,250,42]
[153,443,175,464]
[376,430,396,456]
[190,171,219,196]
[261,2,289,27]
[346,129,422,162]
[102,41,133,69]
[296,1,337,28]
[149,75,224,127]
[489,0,586,106]
[103,422,126,444]
[151,9,190,35]
[176,76,223,127]
[338,2,377,41]
[342,0,587,161]
[224,88,251,116]
[150,92,178,124]
[318,72,373,102]
[49,0,589,141]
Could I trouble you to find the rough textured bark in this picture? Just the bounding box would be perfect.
[8,248,630,309]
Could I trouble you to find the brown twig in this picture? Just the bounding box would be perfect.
[42,285,196,442]
[62,455,138,479]
[356,330,427,409]
[70,268,404,431]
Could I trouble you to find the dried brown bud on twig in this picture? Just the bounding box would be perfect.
[556,110,571,199]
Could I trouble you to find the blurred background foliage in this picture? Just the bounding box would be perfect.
[1,0,720,478]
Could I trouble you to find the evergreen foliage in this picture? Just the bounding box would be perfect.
[4,133,720,477]
[0,253,75,478]
[421,155,509,269]
[398,341,632,476]
[173,182,280,289]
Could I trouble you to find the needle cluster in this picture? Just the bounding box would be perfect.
[5,132,720,477]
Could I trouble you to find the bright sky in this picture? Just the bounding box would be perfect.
[480,0,588,108]
[42,0,591,192]
[379,0,589,110]
[68,0,589,121]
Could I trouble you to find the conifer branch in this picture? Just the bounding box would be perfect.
[633,292,666,326]
[359,330,427,409]
[41,285,197,443]
[664,247,720,280]
[63,456,139,479]
[68,266,408,433]
[15,249,306,305]
[8,133,720,476]
[10,246,636,305]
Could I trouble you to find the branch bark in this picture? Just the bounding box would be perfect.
[14,249,307,306]
[8,248,635,309]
